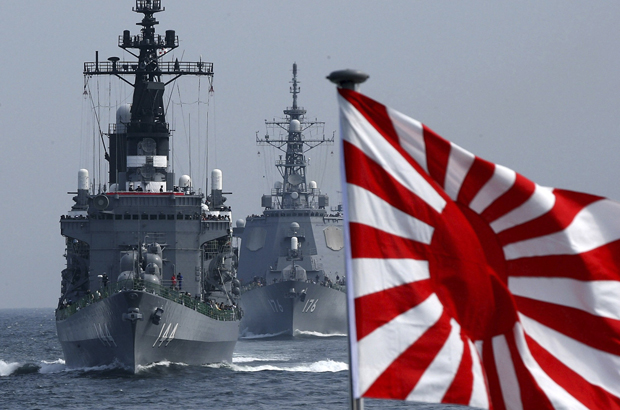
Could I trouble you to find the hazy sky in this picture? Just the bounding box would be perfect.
[1,1,620,309]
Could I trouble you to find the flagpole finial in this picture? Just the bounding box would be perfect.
[327,69,369,91]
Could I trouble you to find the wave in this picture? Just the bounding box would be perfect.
[76,360,192,375]
[1,355,347,376]
[77,361,132,374]
[0,359,67,376]
[293,330,347,338]
[239,330,290,340]
[39,359,67,374]
[232,354,291,364]
[44,360,125,375]
[136,360,188,372]
[0,360,21,376]
[51,360,138,375]
[2,358,192,376]
[210,359,348,373]
[240,330,347,339]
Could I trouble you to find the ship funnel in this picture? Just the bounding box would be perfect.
[211,169,223,191]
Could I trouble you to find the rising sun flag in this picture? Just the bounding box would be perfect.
[336,82,620,409]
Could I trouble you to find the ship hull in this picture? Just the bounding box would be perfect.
[56,290,239,372]
[239,281,346,338]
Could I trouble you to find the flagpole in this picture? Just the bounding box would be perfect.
[327,69,369,410]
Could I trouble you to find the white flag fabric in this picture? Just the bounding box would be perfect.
[339,87,620,409]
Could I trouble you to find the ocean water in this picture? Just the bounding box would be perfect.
[0,309,475,410]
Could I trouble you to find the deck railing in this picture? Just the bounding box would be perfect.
[56,279,241,322]
[240,279,346,294]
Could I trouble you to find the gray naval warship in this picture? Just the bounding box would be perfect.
[55,0,242,372]
[234,64,347,337]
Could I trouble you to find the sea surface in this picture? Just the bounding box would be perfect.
[0,309,476,410]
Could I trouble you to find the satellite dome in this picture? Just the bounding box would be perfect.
[309,181,317,189]
[289,119,301,133]
[179,175,192,188]
[236,219,246,228]
[116,104,131,134]
[290,222,300,230]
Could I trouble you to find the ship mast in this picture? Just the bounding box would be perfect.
[83,0,213,192]
[257,63,333,210]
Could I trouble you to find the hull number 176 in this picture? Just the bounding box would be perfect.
[302,298,318,313]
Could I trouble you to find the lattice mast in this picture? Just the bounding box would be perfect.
[257,63,333,210]
[83,0,213,191]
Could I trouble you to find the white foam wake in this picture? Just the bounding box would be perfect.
[67,359,133,373]
[239,330,290,339]
[0,360,20,376]
[293,330,347,338]
[0,359,67,376]
[136,360,188,372]
[233,355,290,364]
[39,359,66,374]
[219,359,348,373]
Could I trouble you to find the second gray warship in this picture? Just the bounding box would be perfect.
[55,0,242,372]
[234,64,346,337]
